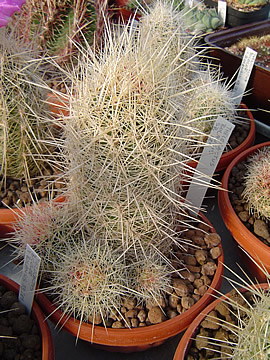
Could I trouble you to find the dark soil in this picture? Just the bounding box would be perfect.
[0,285,42,360]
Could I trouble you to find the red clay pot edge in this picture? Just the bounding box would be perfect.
[188,103,255,172]
[173,283,269,360]
[35,212,224,349]
[218,141,270,264]
[0,274,54,360]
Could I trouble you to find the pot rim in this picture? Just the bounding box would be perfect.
[173,282,270,359]
[218,141,270,256]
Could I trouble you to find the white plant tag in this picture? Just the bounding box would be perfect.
[185,116,235,215]
[218,0,227,26]
[233,47,257,105]
[19,245,41,315]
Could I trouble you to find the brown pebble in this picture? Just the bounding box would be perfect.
[201,310,220,329]
[201,262,217,276]
[173,279,189,297]
[181,296,195,309]
[148,307,166,324]
[131,318,139,328]
[125,309,138,318]
[204,233,221,248]
[169,292,179,308]
[167,308,178,319]
[137,310,147,323]
[112,321,124,328]
[238,211,249,222]
[210,246,222,259]
[195,249,207,265]
[122,298,136,310]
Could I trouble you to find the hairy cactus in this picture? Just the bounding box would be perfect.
[184,65,239,145]
[241,147,270,221]
[0,26,53,185]
[11,200,78,272]
[11,1,224,333]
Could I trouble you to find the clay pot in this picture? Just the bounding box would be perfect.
[35,212,224,353]
[188,103,255,173]
[0,273,54,360]
[173,283,269,359]
[218,141,270,282]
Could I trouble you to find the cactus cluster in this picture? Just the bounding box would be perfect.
[242,147,270,221]
[10,1,231,335]
[0,25,54,186]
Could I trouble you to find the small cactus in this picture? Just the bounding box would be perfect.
[241,147,270,221]
[182,4,223,34]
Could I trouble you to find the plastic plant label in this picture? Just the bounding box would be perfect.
[233,47,257,105]
[218,0,227,26]
[19,244,41,315]
[185,116,235,215]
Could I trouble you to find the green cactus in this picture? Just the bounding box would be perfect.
[236,0,268,6]
[14,0,96,61]
[0,26,53,185]
[182,4,223,34]
[242,147,270,221]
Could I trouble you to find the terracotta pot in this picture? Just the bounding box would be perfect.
[0,273,54,360]
[218,141,270,282]
[47,92,69,118]
[173,283,269,359]
[35,212,224,353]
[188,103,255,173]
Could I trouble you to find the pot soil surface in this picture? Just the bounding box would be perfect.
[42,221,222,329]
[228,159,270,246]
[225,34,270,69]
[0,286,42,360]
[184,288,259,359]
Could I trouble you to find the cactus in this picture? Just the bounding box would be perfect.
[184,65,239,145]
[182,4,223,34]
[0,25,54,185]
[10,1,225,333]
[241,147,270,221]
[13,0,96,61]
[11,200,78,273]
[236,0,267,6]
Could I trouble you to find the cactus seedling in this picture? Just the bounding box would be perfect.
[242,147,270,221]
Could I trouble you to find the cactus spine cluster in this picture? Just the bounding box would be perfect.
[11,1,231,334]
[242,147,270,221]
